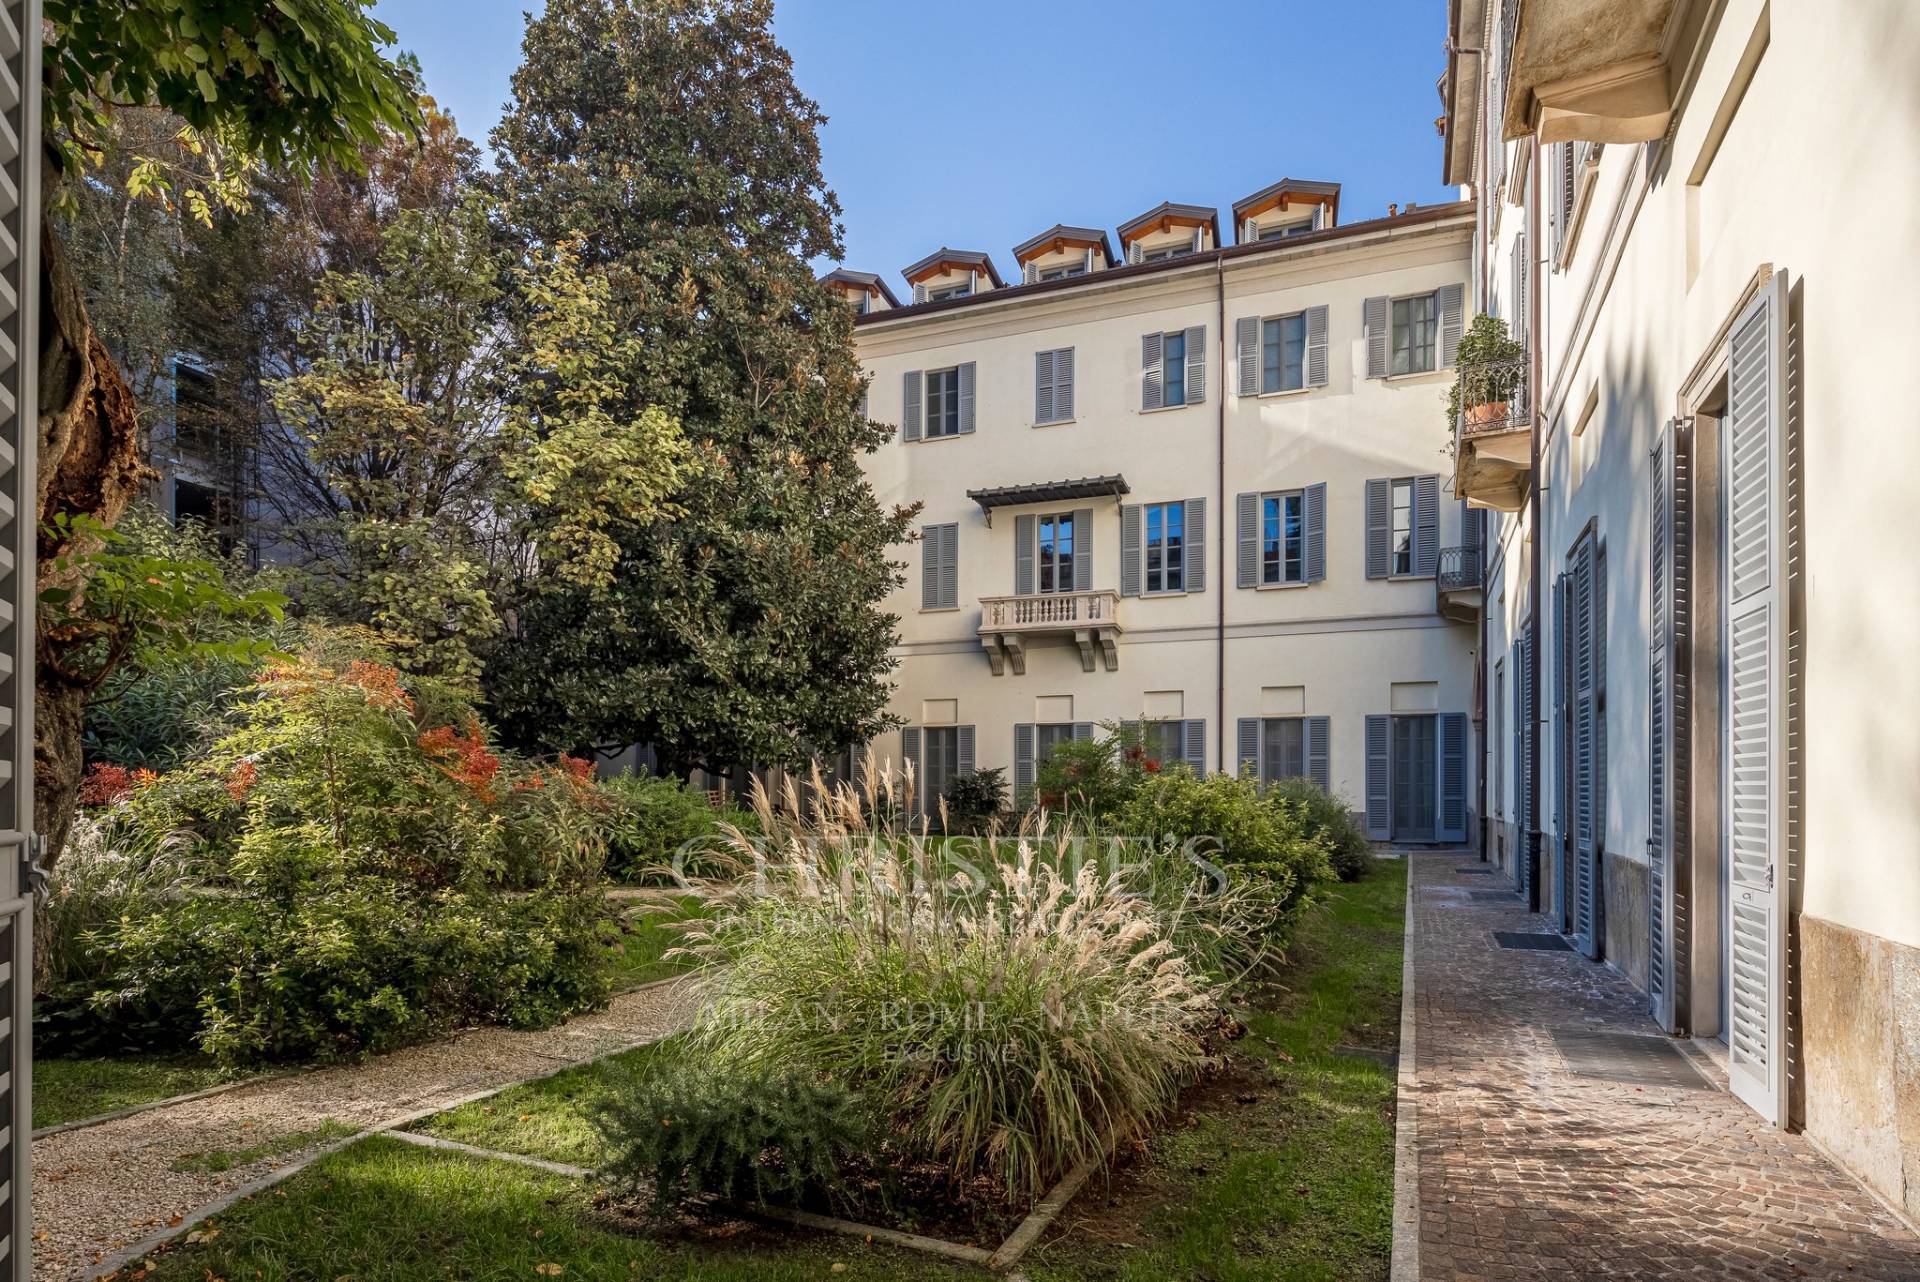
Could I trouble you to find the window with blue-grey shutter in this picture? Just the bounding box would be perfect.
[1365,478,1392,579]
[1035,347,1074,424]
[1303,482,1327,582]
[1120,505,1142,597]
[1013,724,1036,798]
[920,523,958,610]
[1183,720,1206,774]
[1413,475,1440,576]
[1141,332,1164,410]
[1072,508,1093,590]
[1439,712,1468,842]
[1073,722,1093,741]
[1363,297,1389,378]
[1236,718,1260,778]
[902,370,922,442]
[1014,514,1036,595]
[957,361,976,434]
[956,724,975,780]
[1438,283,1465,367]
[1235,492,1259,588]
[1364,714,1391,838]
[1305,716,1330,792]
[1185,497,1206,592]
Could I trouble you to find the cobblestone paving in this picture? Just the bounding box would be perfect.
[1409,854,1920,1281]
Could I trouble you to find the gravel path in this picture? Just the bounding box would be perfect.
[33,976,703,1281]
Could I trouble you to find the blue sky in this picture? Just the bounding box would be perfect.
[376,0,1458,282]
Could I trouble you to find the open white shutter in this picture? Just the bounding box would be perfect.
[1649,417,1694,1034]
[1724,272,1789,1125]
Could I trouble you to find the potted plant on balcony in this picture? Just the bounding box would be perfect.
[1446,314,1525,438]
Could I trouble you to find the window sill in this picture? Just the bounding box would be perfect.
[1139,401,1200,415]
[918,606,962,614]
[909,431,967,444]
[1381,369,1449,385]
[1253,579,1313,591]
[1254,386,1315,401]
[1032,418,1076,429]
[1386,573,1434,583]
[1140,589,1195,599]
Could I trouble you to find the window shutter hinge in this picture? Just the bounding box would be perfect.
[24,832,49,897]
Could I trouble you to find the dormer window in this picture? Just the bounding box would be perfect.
[1118,202,1221,267]
[1231,179,1340,246]
[902,249,1003,306]
[1142,243,1194,263]
[1037,262,1087,282]
[1012,226,1115,285]
[927,283,972,302]
[1257,219,1314,241]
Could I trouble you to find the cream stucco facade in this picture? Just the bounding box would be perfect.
[1444,0,1920,1223]
[836,199,1481,837]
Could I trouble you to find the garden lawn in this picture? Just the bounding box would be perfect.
[34,1055,229,1130]
[1026,856,1407,1282]
[130,1135,980,1282]
[406,1042,661,1167]
[606,893,710,989]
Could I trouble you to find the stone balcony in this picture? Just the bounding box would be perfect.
[978,589,1121,675]
[1454,355,1533,512]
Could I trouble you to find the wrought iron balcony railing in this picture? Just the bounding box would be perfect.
[1455,354,1531,440]
[1437,544,1485,593]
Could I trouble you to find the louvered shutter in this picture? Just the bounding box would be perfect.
[1127,240,1144,265]
[1236,718,1261,780]
[920,524,941,609]
[1072,722,1093,742]
[1413,475,1440,576]
[913,281,928,305]
[1236,316,1260,396]
[1035,349,1055,424]
[1364,715,1391,839]
[1141,332,1164,410]
[1514,635,1532,904]
[1120,504,1142,597]
[1304,482,1327,583]
[1511,235,1529,354]
[1439,712,1468,842]
[1023,260,1039,284]
[1312,203,1327,231]
[1236,492,1259,588]
[1072,508,1094,591]
[1438,283,1465,368]
[940,525,959,609]
[1,4,38,1260]
[1055,348,1074,420]
[957,361,976,434]
[1594,539,1610,946]
[1363,296,1389,378]
[1364,479,1391,579]
[1183,325,1206,404]
[1083,247,1094,273]
[1014,724,1036,799]
[1554,571,1573,929]
[1306,716,1330,793]
[902,727,923,816]
[1649,416,1693,1034]
[1305,305,1329,387]
[1185,497,1206,592]
[957,724,976,779]
[902,370,922,442]
[1014,514,1036,595]
[1182,720,1206,774]
[1571,532,1598,956]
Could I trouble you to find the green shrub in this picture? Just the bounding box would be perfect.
[592,1057,871,1215]
[1267,776,1373,881]
[594,770,755,882]
[1117,770,1333,950]
[677,774,1213,1204]
[44,632,617,1066]
[941,766,1006,833]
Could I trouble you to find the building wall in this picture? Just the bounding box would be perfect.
[853,215,1479,820]
[1465,0,1920,1220]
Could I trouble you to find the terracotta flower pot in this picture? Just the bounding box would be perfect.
[1464,399,1509,429]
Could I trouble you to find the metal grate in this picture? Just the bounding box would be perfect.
[1550,1029,1713,1091]
[1493,931,1572,951]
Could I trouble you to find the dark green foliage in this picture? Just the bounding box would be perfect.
[592,1058,870,1215]
[941,767,1007,833]
[484,0,912,774]
[1118,770,1334,948]
[594,772,756,882]
[1268,776,1375,881]
[1445,313,1526,436]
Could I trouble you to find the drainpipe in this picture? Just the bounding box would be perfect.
[1215,254,1228,773]
[1525,137,1545,913]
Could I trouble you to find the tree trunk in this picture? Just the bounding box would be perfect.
[33,200,153,867]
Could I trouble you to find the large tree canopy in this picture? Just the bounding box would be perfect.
[35,0,420,862]
[485,0,912,774]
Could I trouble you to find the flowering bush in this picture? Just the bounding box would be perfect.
[47,631,618,1066]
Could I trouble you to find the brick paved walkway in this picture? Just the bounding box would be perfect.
[1405,853,1920,1281]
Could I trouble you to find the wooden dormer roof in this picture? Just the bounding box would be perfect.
[819,268,900,308]
[1010,224,1118,267]
[900,248,1005,288]
[1231,179,1341,237]
[1115,201,1221,247]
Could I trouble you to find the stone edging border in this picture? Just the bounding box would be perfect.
[1388,853,1421,1282]
[366,1124,1097,1276]
[84,972,699,1281]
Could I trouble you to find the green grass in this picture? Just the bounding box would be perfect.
[134,1136,981,1282]
[33,1055,231,1130]
[409,1043,663,1167]
[606,894,709,989]
[1027,858,1407,1282]
[170,1119,359,1173]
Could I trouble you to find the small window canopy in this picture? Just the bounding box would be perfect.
[1231,178,1341,244]
[967,474,1130,521]
[819,268,900,310]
